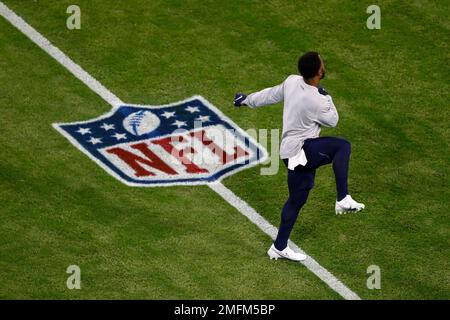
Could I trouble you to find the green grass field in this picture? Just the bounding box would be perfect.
[0,0,449,299]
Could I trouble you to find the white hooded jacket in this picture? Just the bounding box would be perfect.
[243,74,339,163]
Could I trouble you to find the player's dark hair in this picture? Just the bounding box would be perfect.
[298,51,321,79]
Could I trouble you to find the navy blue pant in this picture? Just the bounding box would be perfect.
[274,137,351,251]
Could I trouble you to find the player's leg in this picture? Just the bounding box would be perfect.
[302,136,349,200]
[268,163,315,261]
[302,137,365,213]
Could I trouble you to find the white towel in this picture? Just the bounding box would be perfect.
[288,148,308,170]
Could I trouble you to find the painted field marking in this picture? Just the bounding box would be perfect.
[0,1,361,300]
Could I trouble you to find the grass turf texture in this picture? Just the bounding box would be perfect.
[0,0,448,299]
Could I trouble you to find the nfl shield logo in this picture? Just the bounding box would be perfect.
[53,96,267,186]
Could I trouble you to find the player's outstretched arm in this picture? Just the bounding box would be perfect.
[234,81,284,108]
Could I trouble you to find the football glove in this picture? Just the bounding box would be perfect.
[234,93,247,107]
[318,86,329,96]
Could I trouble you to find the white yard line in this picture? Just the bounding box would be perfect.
[0,2,122,107]
[0,1,361,300]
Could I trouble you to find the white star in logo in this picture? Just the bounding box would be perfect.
[172,120,187,128]
[161,111,176,119]
[185,106,200,113]
[195,115,210,122]
[87,137,102,145]
[112,133,127,140]
[100,123,115,131]
[76,127,91,135]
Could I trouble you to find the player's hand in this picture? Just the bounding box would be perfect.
[318,86,329,96]
[234,93,247,107]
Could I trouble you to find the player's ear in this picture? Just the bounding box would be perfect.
[319,64,325,79]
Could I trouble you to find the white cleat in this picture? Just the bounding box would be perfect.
[267,244,307,262]
[335,195,365,215]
